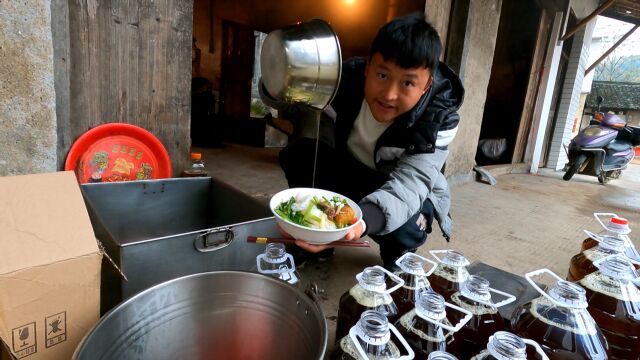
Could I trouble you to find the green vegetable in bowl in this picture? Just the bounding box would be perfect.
[275,194,356,230]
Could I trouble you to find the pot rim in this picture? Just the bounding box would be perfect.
[261,18,342,111]
[73,270,328,359]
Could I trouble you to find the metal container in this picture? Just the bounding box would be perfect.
[81,177,278,313]
[260,19,342,110]
[73,271,328,360]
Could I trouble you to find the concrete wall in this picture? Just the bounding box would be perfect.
[547,22,596,170]
[0,0,57,176]
[444,0,503,181]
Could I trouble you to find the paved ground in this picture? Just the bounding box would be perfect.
[196,143,640,353]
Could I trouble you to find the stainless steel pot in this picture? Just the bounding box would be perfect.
[73,271,327,360]
[260,19,342,110]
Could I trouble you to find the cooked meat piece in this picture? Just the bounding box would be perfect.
[316,199,336,218]
[333,205,356,227]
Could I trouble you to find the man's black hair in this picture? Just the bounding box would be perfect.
[369,12,441,70]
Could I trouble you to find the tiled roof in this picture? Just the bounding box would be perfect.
[586,81,640,110]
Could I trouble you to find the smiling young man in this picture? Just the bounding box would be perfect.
[264,13,464,269]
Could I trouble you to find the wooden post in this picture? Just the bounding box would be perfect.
[585,24,639,74]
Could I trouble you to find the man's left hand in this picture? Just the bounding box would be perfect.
[292,220,366,253]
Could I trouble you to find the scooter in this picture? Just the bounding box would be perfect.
[563,111,639,184]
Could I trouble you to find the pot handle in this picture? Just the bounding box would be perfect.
[194,227,234,252]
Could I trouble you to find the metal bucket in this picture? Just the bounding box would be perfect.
[260,19,342,110]
[73,271,327,360]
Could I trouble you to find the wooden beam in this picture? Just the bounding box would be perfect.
[585,24,639,74]
[560,0,616,41]
[513,9,551,164]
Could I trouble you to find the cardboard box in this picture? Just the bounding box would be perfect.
[0,172,102,359]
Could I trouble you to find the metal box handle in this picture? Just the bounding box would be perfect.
[194,227,234,252]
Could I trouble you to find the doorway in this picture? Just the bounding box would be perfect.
[476,0,542,166]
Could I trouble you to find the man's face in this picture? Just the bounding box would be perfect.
[364,53,432,124]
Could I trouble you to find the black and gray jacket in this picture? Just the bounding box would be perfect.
[330,57,464,240]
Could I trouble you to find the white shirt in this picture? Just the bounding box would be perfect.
[347,100,392,169]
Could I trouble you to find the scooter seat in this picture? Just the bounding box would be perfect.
[606,139,632,153]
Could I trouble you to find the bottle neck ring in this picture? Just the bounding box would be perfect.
[263,243,288,264]
[355,310,391,346]
[487,331,527,360]
[549,280,588,308]
[358,267,387,293]
[441,250,470,267]
[398,253,426,275]
[460,275,491,302]
[416,291,447,320]
[597,255,638,281]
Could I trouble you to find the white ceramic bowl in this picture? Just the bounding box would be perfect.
[270,188,362,245]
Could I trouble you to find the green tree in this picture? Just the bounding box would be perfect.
[594,54,640,82]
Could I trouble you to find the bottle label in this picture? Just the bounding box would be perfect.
[530,297,597,335]
[450,293,498,315]
[580,273,640,302]
[583,248,615,263]
[433,265,469,283]
[397,310,454,342]
[338,335,401,359]
[349,285,394,307]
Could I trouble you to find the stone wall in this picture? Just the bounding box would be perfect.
[0,0,57,175]
[444,0,503,181]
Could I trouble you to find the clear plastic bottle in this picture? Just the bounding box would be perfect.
[582,213,638,263]
[182,152,207,177]
[567,232,627,282]
[330,310,415,360]
[580,255,640,360]
[446,275,516,359]
[255,243,302,288]
[511,268,608,359]
[391,252,438,317]
[470,331,549,360]
[395,290,472,357]
[427,250,471,301]
[335,266,404,343]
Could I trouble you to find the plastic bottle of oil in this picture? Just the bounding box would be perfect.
[395,290,472,357]
[511,268,608,359]
[182,152,208,177]
[446,275,516,359]
[567,232,627,282]
[470,331,548,360]
[335,266,404,343]
[582,213,638,263]
[427,250,471,301]
[391,252,438,317]
[330,310,415,360]
[255,243,302,287]
[580,255,640,360]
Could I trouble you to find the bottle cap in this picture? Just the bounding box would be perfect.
[611,217,629,226]
[191,153,202,160]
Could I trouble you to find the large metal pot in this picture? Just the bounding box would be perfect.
[74,271,327,360]
[260,19,342,110]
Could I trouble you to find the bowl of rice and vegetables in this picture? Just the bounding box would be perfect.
[270,188,363,244]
